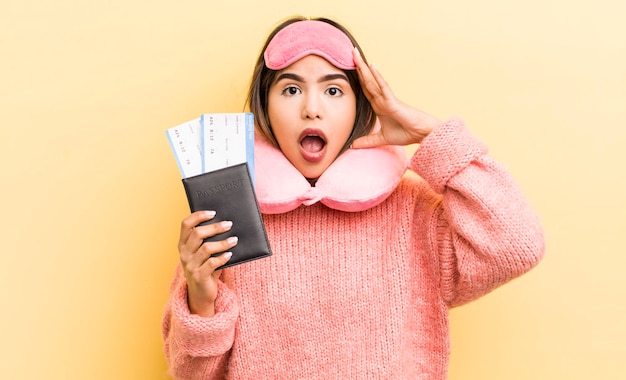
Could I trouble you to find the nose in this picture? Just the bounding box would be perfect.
[302,93,322,120]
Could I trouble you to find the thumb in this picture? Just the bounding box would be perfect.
[351,133,388,149]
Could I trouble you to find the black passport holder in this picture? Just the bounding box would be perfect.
[182,163,272,269]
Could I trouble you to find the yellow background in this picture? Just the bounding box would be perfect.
[2,0,624,378]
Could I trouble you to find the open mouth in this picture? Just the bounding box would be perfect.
[300,135,326,153]
[299,129,327,162]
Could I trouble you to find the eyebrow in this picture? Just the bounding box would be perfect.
[275,72,349,83]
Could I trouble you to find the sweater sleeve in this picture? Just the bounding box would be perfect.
[410,118,545,307]
[162,264,239,379]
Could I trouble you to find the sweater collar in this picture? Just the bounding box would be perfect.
[254,137,408,214]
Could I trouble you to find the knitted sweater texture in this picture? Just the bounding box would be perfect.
[162,120,545,379]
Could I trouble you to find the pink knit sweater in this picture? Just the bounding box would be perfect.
[162,120,545,379]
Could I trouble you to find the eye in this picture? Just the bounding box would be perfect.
[326,87,344,97]
[282,86,301,96]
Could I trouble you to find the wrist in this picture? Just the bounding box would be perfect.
[413,110,441,143]
[187,285,217,317]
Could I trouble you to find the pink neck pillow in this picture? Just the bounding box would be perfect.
[254,137,408,214]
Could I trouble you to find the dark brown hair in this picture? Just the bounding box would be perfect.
[246,17,376,154]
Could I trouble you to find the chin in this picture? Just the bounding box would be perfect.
[298,164,327,182]
[301,170,323,181]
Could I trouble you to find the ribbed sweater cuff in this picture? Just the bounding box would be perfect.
[171,280,238,357]
[410,118,488,194]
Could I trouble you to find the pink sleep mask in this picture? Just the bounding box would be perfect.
[264,20,356,70]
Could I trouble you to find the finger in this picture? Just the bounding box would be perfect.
[189,220,234,247]
[353,47,397,105]
[368,63,395,99]
[211,268,223,281]
[353,48,381,99]
[186,235,238,272]
[179,210,216,248]
[351,133,389,149]
[181,236,238,276]
[180,220,233,263]
[202,250,234,274]
[360,67,382,100]
[352,47,368,73]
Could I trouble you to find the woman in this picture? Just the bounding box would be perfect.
[163,16,545,379]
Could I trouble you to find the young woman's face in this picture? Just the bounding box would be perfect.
[267,55,357,180]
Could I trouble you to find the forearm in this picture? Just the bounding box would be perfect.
[411,119,545,306]
[162,265,239,378]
